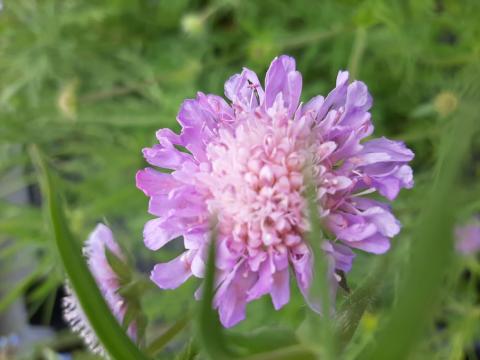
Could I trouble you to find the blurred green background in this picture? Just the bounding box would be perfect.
[1,0,480,358]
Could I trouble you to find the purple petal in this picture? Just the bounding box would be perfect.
[225,68,264,110]
[348,234,391,254]
[85,223,121,257]
[331,123,372,162]
[270,267,290,310]
[316,70,349,120]
[198,93,235,123]
[151,252,193,289]
[155,128,183,144]
[299,95,325,120]
[329,242,355,273]
[218,288,247,328]
[142,140,192,170]
[214,262,256,328]
[177,92,236,162]
[247,260,273,301]
[183,226,209,250]
[360,137,415,163]
[143,217,184,251]
[455,223,480,255]
[177,97,209,129]
[352,138,415,200]
[337,222,377,242]
[289,244,312,293]
[216,236,244,270]
[148,186,206,218]
[396,164,414,188]
[83,224,124,296]
[295,242,338,315]
[136,168,180,196]
[177,99,214,159]
[368,166,413,200]
[248,251,268,272]
[190,248,206,277]
[371,176,401,200]
[361,205,401,238]
[264,55,302,116]
[342,81,372,121]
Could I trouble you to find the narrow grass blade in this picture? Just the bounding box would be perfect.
[0,266,42,312]
[29,145,149,360]
[301,182,336,359]
[146,313,190,356]
[175,340,198,360]
[334,256,388,348]
[196,227,232,359]
[358,79,479,360]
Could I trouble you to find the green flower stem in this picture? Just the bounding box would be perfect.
[146,313,191,356]
[30,145,149,360]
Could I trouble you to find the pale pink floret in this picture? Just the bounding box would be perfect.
[137,55,414,327]
[63,224,135,356]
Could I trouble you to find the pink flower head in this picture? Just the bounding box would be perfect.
[63,224,136,356]
[137,55,414,327]
[455,219,480,255]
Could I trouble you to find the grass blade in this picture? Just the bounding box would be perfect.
[0,266,42,312]
[196,226,232,360]
[334,256,388,348]
[29,145,149,360]
[358,76,479,360]
[298,181,336,359]
[145,313,190,356]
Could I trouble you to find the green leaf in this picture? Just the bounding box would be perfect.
[105,247,132,284]
[117,277,149,347]
[196,226,234,360]
[118,277,154,299]
[121,302,138,331]
[29,145,149,360]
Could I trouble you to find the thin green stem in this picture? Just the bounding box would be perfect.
[146,313,191,356]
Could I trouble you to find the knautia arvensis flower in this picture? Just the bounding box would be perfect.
[455,217,480,255]
[136,55,414,327]
[63,224,136,356]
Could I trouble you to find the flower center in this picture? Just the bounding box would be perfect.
[200,109,321,253]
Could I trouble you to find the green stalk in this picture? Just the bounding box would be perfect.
[196,227,232,360]
[358,79,479,360]
[303,183,336,359]
[30,146,149,360]
[146,313,190,356]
